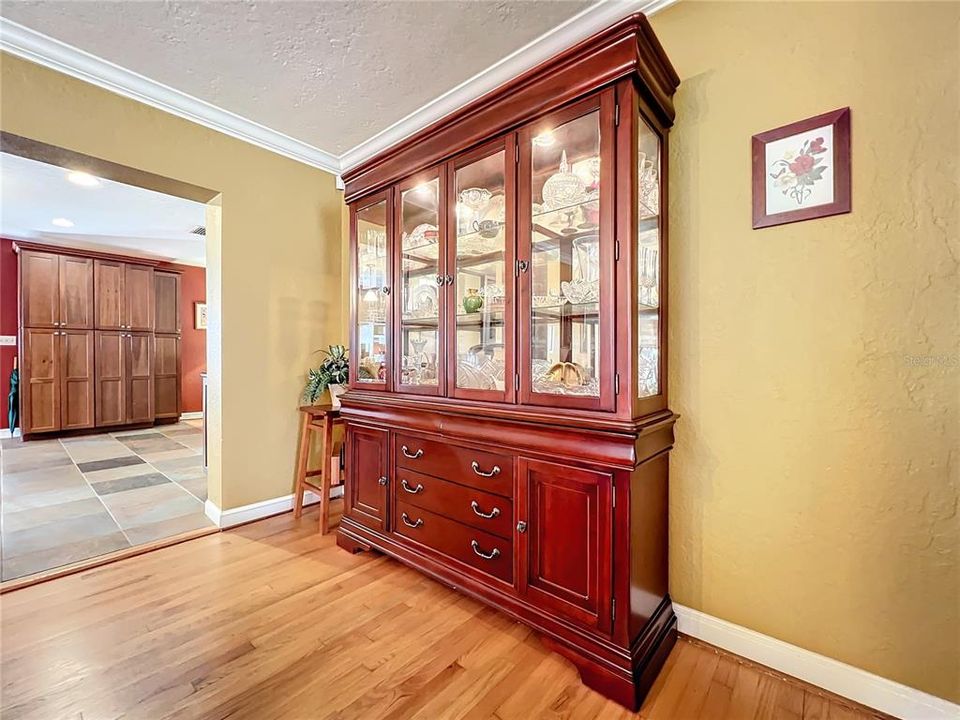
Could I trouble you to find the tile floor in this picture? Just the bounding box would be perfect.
[0,419,214,582]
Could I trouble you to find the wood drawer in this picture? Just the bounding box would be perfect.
[395,468,513,540]
[395,432,513,497]
[393,499,513,584]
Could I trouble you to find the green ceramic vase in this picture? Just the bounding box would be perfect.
[463,288,484,314]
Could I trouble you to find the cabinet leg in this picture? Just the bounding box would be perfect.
[336,529,371,554]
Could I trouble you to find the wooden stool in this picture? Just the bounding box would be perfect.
[293,404,344,534]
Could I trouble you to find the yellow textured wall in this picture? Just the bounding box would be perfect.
[651,1,959,701]
[0,52,344,510]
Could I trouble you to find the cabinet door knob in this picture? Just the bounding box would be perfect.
[470,500,500,519]
[445,274,454,286]
[471,461,500,478]
[381,286,391,295]
[377,475,388,486]
[435,274,444,286]
[470,540,500,560]
[517,521,527,533]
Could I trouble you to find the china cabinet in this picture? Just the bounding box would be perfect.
[339,14,679,710]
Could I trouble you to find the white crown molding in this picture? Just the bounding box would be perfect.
[338,0,679,172]
[0,17,341,175]
[675,604,960,720]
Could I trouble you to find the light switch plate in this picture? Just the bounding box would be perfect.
[0,336,17,346]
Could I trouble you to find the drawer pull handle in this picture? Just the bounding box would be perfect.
[471,461,501,478]
[470,501,500,519]
[401,445,424,460]
[470,540,500,560]
[400,512,423,529]
[401,479,424,494]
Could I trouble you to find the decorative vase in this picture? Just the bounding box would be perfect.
[463,288,484,314]
[328,383,346,409]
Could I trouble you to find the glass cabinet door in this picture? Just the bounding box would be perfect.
[354,195,390,387]
[396,171,444,394]
[448,138,515,401]
[637,114,663,400]
[520,94,615,410]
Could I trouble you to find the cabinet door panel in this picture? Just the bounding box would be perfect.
[60,330,95,430]
[125,265,155,331]
[154,334,181,419]
[395,168,444,395]
[352,193,391,389]
[59,255,94,329]
[127,333,154,423]
[154,271,181,334]
[522,457,612,632]
[22,328,60,433]
[345,424,388,531]
[447,138,516,403]
[95,260,125,330]
[518,92,617,411]
[95,331,125,426]
[21,251,60,328]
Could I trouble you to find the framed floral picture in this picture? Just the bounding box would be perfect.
[752,107,851,229]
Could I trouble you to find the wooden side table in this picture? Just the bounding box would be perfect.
[293,404,344,534]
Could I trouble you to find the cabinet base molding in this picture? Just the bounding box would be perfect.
[21,421,155,442]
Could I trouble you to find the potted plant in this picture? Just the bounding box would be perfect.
[303,344,349,408]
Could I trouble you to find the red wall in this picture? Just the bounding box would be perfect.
[171,264,206,413]
[1,239,17,429]
[0,247,206,426]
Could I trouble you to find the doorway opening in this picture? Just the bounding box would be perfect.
[0,133,221,587]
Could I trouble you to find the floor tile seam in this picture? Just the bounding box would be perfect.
[62,438,135,548]
[139,458,206,505]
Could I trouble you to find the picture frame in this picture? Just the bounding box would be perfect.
[194,302,208,330]
[752,107,851,229]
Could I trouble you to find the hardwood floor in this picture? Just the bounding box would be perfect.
[0,502,889,720]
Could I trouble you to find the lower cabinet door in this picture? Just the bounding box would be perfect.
[59,330,95,431]
[126,333,154,424]
[22,328,60,433]
[520,457,613,633]
[95,331,126,427]
[154,334,180,419]
[345,424,389,532]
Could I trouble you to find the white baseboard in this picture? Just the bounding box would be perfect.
[674,604,958,720]
[179,411,203,420]
[205,485,344,529]
[0,428,21,439]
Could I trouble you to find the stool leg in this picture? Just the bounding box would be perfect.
[293,412,310,519]
[319,416,334,534]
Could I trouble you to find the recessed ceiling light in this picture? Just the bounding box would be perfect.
[51,218,74,228]
[66,171,101,187]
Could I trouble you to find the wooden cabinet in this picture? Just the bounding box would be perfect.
[21,328,95,433]
[154,271,181,334]
[95,260,154,331]
[16,244,179,437]
[338,16,680,711]
[20,251,94,329]
[344,424,388,532]
[59,330,95,431]
[94,259,125,330]
[154,334,181,420]
[95,331,125,427]
[20,251,60,329]
[125,265,155,331]
[21,328,60,433]
[59,256,94,329]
